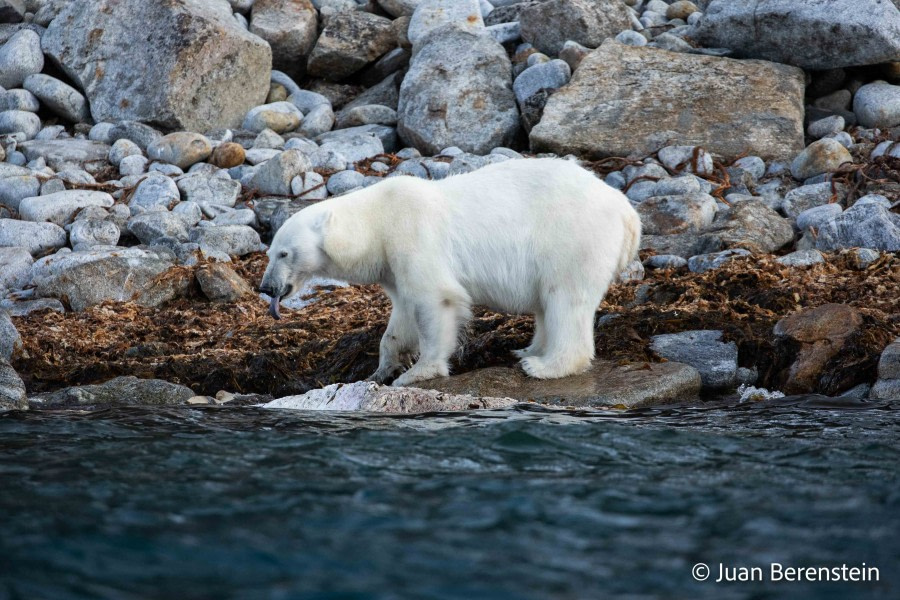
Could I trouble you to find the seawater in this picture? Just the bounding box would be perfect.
[1,399,898,599]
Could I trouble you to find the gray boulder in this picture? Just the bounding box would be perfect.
[705,199,794,254]
[650,330,739,390]
[398,27,519,155]
[307,11,396,81]
[519,0,632,55]
[43,0,272,131]
[177,175,241,207]
[853,81,900,129]
[250,0,318,79]
[32,247,175,310]
[531,41,805,161]
[691,0,900,70]
[816,202,900,252]
[0,109,39,139]
[130,175,181,211]
[69,218,121,249]
[0,175,40,211]
[0,310,21,361]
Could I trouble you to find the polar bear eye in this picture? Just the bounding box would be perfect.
[278,251,289,259]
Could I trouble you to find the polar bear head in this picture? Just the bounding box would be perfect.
[260,206,331,316]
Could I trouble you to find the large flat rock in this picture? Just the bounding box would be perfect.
[18,139,110,170]
[530,40,805,161]
[418,361,702,409]
[43,0,271,131]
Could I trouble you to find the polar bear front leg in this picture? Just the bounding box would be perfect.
[392,293,470,387]
[513,311,546,359]
[369,298,418,384]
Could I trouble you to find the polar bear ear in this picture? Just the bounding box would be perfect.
[313,209,334,233]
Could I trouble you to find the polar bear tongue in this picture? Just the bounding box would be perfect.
[268,296,282,320]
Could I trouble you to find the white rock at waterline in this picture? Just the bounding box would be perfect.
[265,380,516,413]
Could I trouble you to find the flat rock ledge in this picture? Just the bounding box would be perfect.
[418,361,702,410]
[264,380,517,413]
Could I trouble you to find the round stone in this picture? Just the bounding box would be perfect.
[210,142,246,169]
[22,73,90,122]
[0,109,40,139]
[146,132,213,169]
[790,139,853,180]
[0,29,44,89]
[853,81,900,128]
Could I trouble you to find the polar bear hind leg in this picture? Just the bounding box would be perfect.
[520,292,598,380]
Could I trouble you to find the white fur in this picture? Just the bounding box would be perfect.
[261,157,642,386]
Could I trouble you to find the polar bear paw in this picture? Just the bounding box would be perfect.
[520,355,591,380]
[391,362,450,387]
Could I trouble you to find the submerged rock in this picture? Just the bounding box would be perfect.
[28,376,195,409]
[265,380,517,413]
[650,330,739,390]
[417,361,702,409]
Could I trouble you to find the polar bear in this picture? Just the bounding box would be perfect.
[260,157,641,387]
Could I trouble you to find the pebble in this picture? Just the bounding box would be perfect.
[0,247,33,291]
[172,201,203,226]
[807,115,845,139]
[248,149,312,195]
[189,225,262,257]
[326,169,365,195]
[127,212,190,244]
[316,132,384,164]
[816,202,900,252]
[666,0,699,20]
[108,139,142,166]
[513,59,571,106]
[243,101,303,133]
[22,74,90,122]
[781,182,841,218]
[790,138,852,180]
[615,30,648,47]
[129,175,181,211]
[146,132,213,169]
[118,154,148,176]
[776,249,825,268]
[210,142,246,168]
[854,193,892,209]
[0,175,40,211]
[657,145,714,175]
[69,219,121,249]
[643,254,688,270]
[148,162,184,177]
[0,30,43,89]
[252,128,285,150]
[796,203,842,231]
[291,171,328,200]
[853,81,900,128]
[335,105,398,129]
[0,109,40,139]
[177,175,241,207]
[687,248,751,273]
[109,121,162,151]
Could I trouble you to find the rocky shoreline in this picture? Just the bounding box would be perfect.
[2,0,900,412]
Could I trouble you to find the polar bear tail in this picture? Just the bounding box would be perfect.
[617,205,643,274]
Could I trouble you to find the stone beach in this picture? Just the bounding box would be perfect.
[1,0,899,412]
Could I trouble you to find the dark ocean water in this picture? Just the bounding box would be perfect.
[0,399,898,600]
